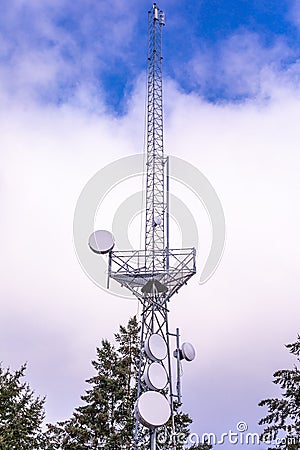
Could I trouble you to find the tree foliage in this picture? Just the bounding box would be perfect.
[259,335,300,450]
[46,317,140,449]
[46,316,211,449]
[0,363,45,450]
[188,444,212,450]
[0,318,211,449]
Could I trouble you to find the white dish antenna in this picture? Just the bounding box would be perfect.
[174,342,196,362]
[182,342,196,362]
[144,333,167,361]
[143,362,168,390]
[88,230,115,254]
[135,391,171,428]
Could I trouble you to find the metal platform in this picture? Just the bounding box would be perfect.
[108,248,196,300]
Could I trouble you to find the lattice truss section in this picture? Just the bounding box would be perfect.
[134,299,175,449]
[108,248,196,301]
[145,5,166,271]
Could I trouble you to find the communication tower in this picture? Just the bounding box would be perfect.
[89,4,196,449]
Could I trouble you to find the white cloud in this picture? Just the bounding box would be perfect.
[1,2,300,438]
[186,30,297,100]
[0,0,142,108]
[163,80,300,436]
[1,71,299,438]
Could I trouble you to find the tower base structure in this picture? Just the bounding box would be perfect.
[108,248,196,449]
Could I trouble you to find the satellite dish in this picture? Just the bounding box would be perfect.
[135,391,171,428]
[181,342,196,362]
[143,363,168,390]
[88,230,115,254]
[144,334,167,361]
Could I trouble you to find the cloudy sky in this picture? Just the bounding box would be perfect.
[1,0,300,448]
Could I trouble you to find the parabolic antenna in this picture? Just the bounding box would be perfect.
[88,230,115,254]
[135,391,171,428]
[181,342,196,362]
[144,333,167,361]
[143,362,168,390]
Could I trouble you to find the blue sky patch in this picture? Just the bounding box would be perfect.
[1,0,300,112]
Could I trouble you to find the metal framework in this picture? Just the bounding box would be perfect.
[108,4,196,449]
[145,2,165,272]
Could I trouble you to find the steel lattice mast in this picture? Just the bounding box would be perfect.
[145,4,165,272]
[106,4,197,450]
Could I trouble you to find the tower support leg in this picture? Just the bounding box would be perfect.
[150,429,156,450]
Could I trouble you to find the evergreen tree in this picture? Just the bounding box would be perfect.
[47,316,211,449]
[46,317,140,449]
[114,315,140,447]
[259,334,300,449]
[157,407,213,450]
[0,363,45,450]
[188,444,212,450]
